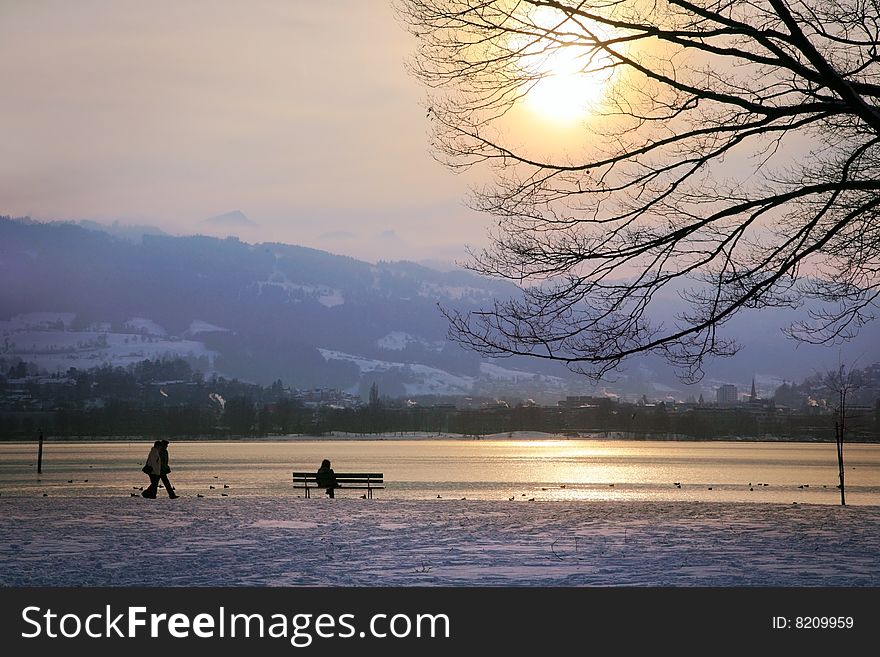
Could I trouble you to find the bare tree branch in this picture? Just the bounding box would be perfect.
[397,0,880,381]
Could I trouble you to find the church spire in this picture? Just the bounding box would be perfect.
[750,377,757,402]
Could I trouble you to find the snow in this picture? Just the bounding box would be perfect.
[1,497,877,586]
[0,312,221,372]
[125,317,167,336]
[478,362,564,386]
[1,329,217,372]
[0,312,76,332]
[318,348,474,394]
[377,331,444,352]
[187,320,230,335]
[319,349,566,395]
[401,365,473,396]
[254,273,344,307]
[377,331,411,350]
[317,290,344,308]
[87,322,113,332]
[419,282,491,301]
[2,437,878,586]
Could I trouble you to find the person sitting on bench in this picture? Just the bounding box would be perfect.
[316,459,341,498]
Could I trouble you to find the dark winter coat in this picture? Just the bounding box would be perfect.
[316,465,338,489]
[158,445,171,475]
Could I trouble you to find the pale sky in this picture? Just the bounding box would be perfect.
[0,0,488,263]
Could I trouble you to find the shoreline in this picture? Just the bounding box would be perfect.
[2,430,877,444]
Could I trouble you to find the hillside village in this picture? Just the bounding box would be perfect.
[2,357,877,441]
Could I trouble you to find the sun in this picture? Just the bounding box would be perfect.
[524,50,611,123]
[517,8,617,124]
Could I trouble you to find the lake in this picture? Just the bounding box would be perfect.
[1,438,878,505]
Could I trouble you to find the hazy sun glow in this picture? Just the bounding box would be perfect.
[517,7,617,123]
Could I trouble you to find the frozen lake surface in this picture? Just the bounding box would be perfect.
[2,438,878,586]
[2,437,878,505]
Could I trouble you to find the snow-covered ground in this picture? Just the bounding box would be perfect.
[376,331,445,352]
[0,312,76,331]
[1,497,877,586]
[0,311,217,373]
[318,348,475,395]
[2,329,216,372]
[124,317,168,336]
[186,320,230,335]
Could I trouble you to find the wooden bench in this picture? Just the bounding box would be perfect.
[292,472,384,499]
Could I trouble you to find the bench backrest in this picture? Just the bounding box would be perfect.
[292,472,384,485]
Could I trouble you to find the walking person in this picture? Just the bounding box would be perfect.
[156,440,178,498]
[142,439,179,499]
[316,458,341,498]
[141,441,161,498]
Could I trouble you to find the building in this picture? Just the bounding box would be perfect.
[716,384,738,405]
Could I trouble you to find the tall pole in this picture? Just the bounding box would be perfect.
[37,429,44,474]
[838,379,847,506]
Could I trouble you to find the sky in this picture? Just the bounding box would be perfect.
[0,0,488,264]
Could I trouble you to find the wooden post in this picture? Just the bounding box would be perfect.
[837,375,847,507]
[836,422,846,506]
[37,430,44,474]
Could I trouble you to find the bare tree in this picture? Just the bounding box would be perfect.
[397,0,880,381]
[823,363,858,505]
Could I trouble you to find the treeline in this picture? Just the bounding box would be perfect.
[3,397,878,441]
[1,358,311,438]
[2,358,878,440]
[352,402,877,441]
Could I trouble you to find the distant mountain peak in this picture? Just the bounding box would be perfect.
[203,210,257,228]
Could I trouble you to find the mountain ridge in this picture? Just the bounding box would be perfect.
[2,215,878,402]
[1,216,563,400]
